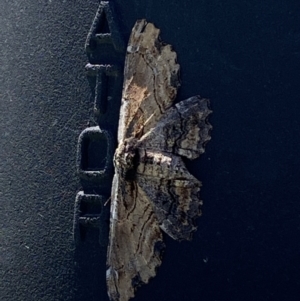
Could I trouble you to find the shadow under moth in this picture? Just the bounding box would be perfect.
[106,19,212,301]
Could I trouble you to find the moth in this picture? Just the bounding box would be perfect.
[106,19,212,301]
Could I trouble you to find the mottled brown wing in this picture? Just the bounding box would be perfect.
[133,96,212,240]
[106,174,164,301]
[135,150,203,241]
[138,95,212,160]
[117,19,180,143]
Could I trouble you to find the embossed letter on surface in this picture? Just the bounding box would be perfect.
[106,19,213,301]
[73,1,124,246]
[85,1,125,54]
[77,126,114,181]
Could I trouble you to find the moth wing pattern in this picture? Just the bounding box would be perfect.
[139,95,212,160]
[106,18,212,301]
[135,151,203,241]
[106,174,164,301]
[117,19,180,143]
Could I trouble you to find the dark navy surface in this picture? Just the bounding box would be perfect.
[0,0,299,300]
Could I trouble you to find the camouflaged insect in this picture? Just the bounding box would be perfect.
[106,19,212,301]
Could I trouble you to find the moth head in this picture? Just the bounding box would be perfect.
[115,138,139,181]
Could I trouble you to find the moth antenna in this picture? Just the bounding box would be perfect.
[104,197,111,206]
